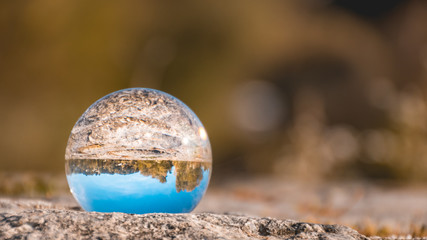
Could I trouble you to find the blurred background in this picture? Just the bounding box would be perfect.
[1,0,427,236]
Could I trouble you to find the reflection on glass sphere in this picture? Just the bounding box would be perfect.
[65,88,212,214]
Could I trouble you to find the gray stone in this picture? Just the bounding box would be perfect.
[0,198,368,240]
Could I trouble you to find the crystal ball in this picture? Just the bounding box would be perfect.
[65,88,212,214]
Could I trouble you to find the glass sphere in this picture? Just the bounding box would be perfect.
[65,88,212,214]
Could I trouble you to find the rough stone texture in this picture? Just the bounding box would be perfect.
[0,198,368,240]
[65,88,211,162]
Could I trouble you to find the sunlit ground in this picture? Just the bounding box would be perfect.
[1,172,426,238]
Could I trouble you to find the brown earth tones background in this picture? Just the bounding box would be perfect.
[1,0,427,238]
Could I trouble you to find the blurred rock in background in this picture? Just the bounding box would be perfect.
[1,0,427,183]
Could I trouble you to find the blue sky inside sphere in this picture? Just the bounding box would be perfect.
[67,166,210,214]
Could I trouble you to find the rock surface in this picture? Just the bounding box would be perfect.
[0,198,368,240]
